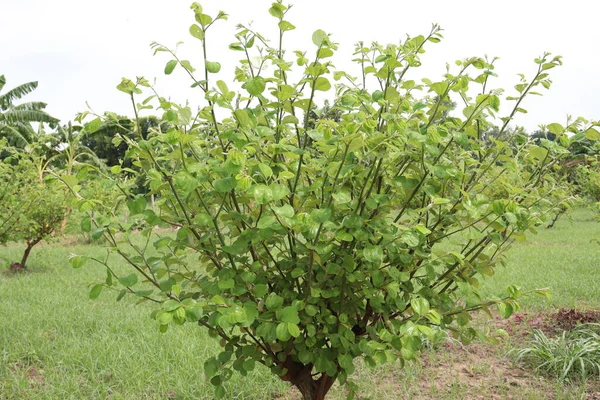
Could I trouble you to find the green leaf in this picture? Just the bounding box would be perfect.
[186,304,204,321]
[234,109,250,127]
[276,322,291,341]
[223,239,247,255]
[80,216,92,233]
[160,278,176,292]
[204,358,219,378]
[401,231,420,247]
[242,359,256,372]
[278,306,300,324]
[215,386,226,399]
[268,184,288,201]
[196,13,212,26]
[311,208,332,223]
[218,279,235,290]
[312,29,327,46]
[305,305,318,317]
[83,117,102,133]
[546,123,564,135]
[252,284,268,297]
[251,184,273,204]
[274,204,294,218]
[89,284,103,300]
[312,77,331,91]
[265,293,284,310]
[116,290,127,302]
[529,146,548,161]
[256,163,273,179]
[229,42,244,51]
[164,60,177,75]
[180,60,195,73]
[206,61,221,73]
[70,255,89,269]
[246,76,266,96]
[498,301,514,318]
[269,4,284,18]
[163,299,181,312]
[288,323,301,337]
[189,24,205,40]
[411,298,430,315]
[213,177,236,192]
[291,268,305,278]
[317,48,334,58]
[363,246,384,263]
[430,82,449,96]
[336,230,353,242]
[90,227,106,241]
[585,128,600,141]
[119,274,138,287]
[127,196,146,215]
[278,20,296,31]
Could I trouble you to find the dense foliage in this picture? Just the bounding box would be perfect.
[63,2,599,399]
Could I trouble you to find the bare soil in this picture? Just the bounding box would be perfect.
[276,309,600,399]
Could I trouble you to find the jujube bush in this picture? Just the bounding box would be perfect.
[69,2,599,399]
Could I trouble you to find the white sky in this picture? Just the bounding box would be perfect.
[1,0,599,131]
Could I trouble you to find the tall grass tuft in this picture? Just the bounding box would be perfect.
[513,323,600,381]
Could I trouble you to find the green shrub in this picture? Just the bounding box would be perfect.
[68,2,599,399]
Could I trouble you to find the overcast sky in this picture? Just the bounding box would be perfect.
[1,0,598,131]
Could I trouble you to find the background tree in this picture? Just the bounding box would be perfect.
[0,147,68,271]
[51,121,103,175]
[0,75,59,147]
[81,114,168,168]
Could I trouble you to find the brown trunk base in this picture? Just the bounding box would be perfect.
[280,358,336,400]
[9,262,26,273]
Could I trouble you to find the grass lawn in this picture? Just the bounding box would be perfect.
[1,209,599,399]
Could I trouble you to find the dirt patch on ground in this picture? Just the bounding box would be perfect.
[274,309,600,399]
[413,310,600,399]
[415,340,549,399]
[9,362,46,387]
[554,308,600,331]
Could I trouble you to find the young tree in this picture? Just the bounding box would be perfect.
[0,147,67,271]
[69,2,599,399]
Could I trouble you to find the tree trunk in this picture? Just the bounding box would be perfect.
[294,367,319,400]
[281,359,336,400]
[19,238,40,269]
[547,209,565,229]
[9,239,39,273]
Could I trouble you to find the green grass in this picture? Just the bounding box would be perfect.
[1,208,599,399]
[481,207,600,309]
[0,240,287,399]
